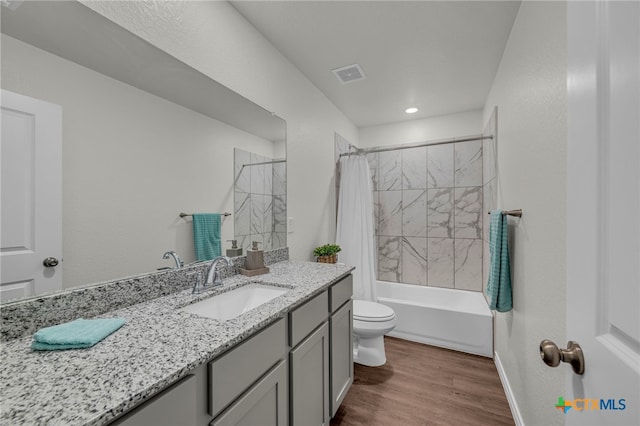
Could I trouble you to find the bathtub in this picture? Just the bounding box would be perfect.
[377,280,493,357]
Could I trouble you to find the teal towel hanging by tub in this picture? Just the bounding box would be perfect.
[486,210,513,312]
[31,318,126,351]
[192,213,222,261]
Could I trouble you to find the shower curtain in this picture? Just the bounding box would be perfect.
[336,155,377,302]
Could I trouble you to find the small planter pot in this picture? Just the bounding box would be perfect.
[317,255,337,264]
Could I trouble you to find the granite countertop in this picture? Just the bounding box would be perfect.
[0,260,354,426]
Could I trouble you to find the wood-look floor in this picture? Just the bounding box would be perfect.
[331,337,515,426]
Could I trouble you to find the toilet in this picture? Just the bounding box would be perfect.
[352,299,397,367]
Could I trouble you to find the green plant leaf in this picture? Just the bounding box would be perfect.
[313,243,341,257]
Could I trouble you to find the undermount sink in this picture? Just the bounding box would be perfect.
[179,283,288,320]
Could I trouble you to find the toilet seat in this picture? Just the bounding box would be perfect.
[353,300,395,322]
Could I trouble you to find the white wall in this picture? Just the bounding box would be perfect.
[80,0,359,261]
[482,2,567,425]
[359,110,482,148]
[1,34,273,288]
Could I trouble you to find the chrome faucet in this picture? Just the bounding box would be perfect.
[162,251,184,269]
[206,256,232,287]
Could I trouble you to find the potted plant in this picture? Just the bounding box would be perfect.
[313,244,342,264]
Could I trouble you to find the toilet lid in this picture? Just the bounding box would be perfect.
[353,300,395,322]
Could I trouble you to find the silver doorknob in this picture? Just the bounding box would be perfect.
[540,339,585,375]
[43,257,59,268]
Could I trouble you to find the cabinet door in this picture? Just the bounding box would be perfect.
[111,375,196,426]
[211,360,288,426]
[290,322,330,426]
[330,299,353,417]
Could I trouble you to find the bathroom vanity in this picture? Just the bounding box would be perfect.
[0,259,354,426]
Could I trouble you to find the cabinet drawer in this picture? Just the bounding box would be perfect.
[329,275,353,313]
[289,290,328,348]
[208,318,286,417]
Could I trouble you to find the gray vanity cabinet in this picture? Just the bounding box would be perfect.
[329,275,354,417]
[289,273,354,426]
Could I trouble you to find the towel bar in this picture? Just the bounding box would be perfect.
[180,212,231,218]
[487,209,522,217]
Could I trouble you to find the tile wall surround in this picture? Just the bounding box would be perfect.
[234,148,286,252]
[372,139,484,291]
[334,132,491,292]
[0,247,289,342]
[482,108,498,293]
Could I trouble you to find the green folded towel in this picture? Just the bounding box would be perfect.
[31,318,126,351]
[192,213,222,261]
[486,210,513,312]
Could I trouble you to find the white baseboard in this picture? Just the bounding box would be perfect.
[494,351,525,426]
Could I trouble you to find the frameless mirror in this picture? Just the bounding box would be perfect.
[0,1,286,300]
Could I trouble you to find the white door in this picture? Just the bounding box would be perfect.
[1,90,62,301]
[566,1,639,425]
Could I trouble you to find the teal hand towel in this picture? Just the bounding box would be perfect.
[31,318,126,351]
[486,210,513,312]
[193,213,222,261]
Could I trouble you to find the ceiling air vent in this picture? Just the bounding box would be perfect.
[332,64,366,84]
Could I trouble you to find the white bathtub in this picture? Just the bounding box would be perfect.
[377,280,493,357]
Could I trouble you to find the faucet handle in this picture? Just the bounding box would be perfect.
[187,270,205,294]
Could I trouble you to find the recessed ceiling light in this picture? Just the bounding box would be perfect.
[405,107,418,114]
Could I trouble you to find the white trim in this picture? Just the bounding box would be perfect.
[494,351,524,426]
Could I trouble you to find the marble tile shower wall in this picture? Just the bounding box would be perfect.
[234,148,286,252]
[372,141,484,291]
[482,108,498,292]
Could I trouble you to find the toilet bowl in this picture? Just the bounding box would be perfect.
[353,300,396,367]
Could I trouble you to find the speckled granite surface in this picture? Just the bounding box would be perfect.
[0,260,353,426]
[0,247,289,342]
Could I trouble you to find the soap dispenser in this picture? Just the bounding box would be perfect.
[240,241,270,277]
[226,240,243,257]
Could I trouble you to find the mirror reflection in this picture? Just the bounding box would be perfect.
[234,149,287,253]
[0,1,286,301]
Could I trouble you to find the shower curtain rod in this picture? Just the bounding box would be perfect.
[241,159,286,167]
[233,158,286,186]
[339,134,493,157]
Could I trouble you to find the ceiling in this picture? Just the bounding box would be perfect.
[231,1,521,128]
